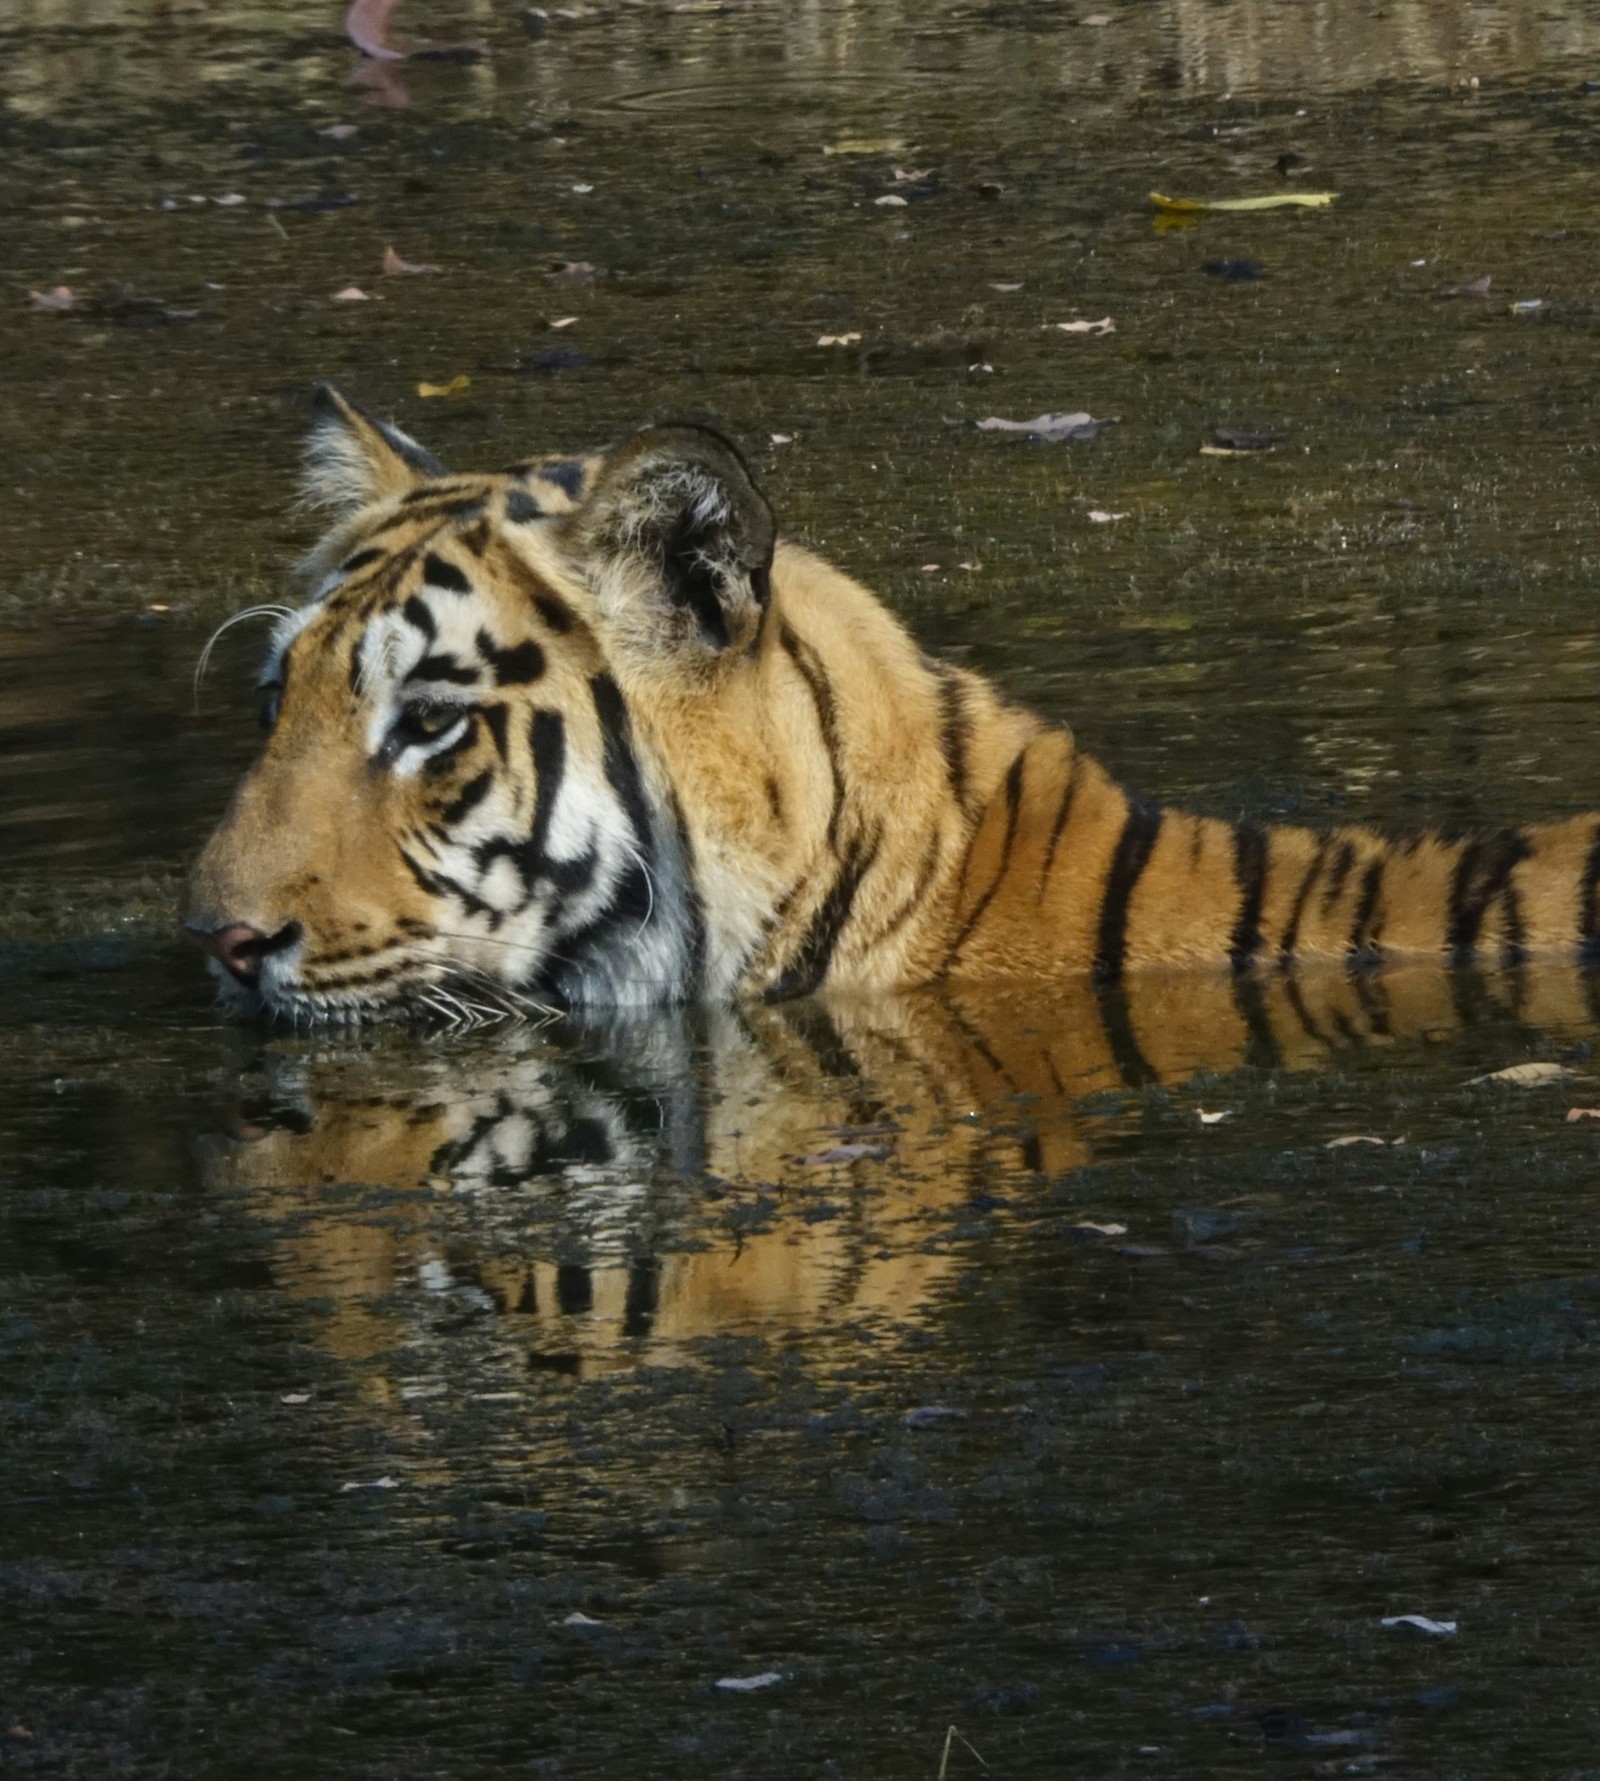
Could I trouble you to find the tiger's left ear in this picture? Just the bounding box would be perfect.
[301,383,448,513]
[572,425,775,676]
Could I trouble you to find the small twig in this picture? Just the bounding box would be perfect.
[938,1724,988,1779]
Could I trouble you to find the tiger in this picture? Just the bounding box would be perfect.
[184,386,1600,1022]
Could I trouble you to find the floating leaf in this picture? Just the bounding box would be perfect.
[816,332,862,347]
[28,286,77,312]
[1566,1107,1600,1122]
[1326,1135,1387,1148]
[1050,316,1115,336]
[1469,1061,1575,1087]
[1088,510,1127,523]
[892,166,932,183]
[974,411,1115,443]
[548,259,598,283]
[905,1405,970,1428]
[1150,189,1337,213]
[417,374,470,398]
[715,1672,784,1692]
[331,285,372,302]
[1196,1109,1232,1125]
[1072,1220,1128,1236]
[770,433,794,445]
[383,245,438,276]
[874,194,909,208]
[340,1474,399,1491]
[1381,1614,1457,1637]
[548,315,578,329]
[321,123,359,141]
[823,137,904,156]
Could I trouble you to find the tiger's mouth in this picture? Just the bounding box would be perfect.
[198,940,560,1030]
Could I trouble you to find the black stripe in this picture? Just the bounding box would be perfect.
[1278,836,1330,963]
[406,653,478,686]
[401,594,437,640]
[947,751,1027,965]
[1093,800,1164,984]
[339,546,384,575]
[398,847,500,924]
[477,629,545,686]
[534,592,576,634]
[935,666,971,811]
[1036,757,1080,902]
[1447,828,1532,966]
[1094,983,1158,1088]
[1347,854,1387,965]
[423,553,472,594]
[439,770,491,826]
[1501,876,1529,968]
[505,488,544,524]
[1319,839,1356,914]
[1228,823,1269,972]
[780,623,847,849]
[481,702,509,761]
[667,789,708,995]
[590,674,654,850]
[768,827,883,1000]
[526,710,567,867]
[537,459,587,501]
[1579,823,1600,964]
[1232,971,1284,1072]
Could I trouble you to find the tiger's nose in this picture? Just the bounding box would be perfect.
[185,921,274,987]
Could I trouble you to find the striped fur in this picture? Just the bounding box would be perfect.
[185,389,1600,1024]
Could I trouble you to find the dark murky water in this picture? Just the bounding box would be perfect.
[7,3,1600,1774]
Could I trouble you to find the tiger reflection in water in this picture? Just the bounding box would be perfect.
[208,963,1596,1385]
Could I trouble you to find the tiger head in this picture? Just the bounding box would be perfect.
[183,388,782,1022]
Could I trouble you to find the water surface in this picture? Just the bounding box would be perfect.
[6,3,1600,1775]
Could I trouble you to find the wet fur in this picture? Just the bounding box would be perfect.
[186,389,1600,1024]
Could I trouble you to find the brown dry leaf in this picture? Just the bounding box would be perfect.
[989,280,1024,292]
[892,166,931,183]
[548,315,579,329]
[28,285,77,312]
[383,245,439,276]
[796,1142,893,1166]
[331,285,372,302]
[1196,1108,1232,1125]
[816,331,862,347]
[417,374,470,398]
[345,0,407,60]
[1088,510,1128,523]
[1469,1061,1575,1087]
[1050,316,1115,336]
[1072,1221,1128,1236]
[1566,1107,1600,1122]
[1326,1135,1387,1149]
[874,194,909,208]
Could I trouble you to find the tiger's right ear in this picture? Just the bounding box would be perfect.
[301,384,448,514]
[572,424,776,681]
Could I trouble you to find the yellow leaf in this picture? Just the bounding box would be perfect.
[1149,190,1338,213]
[417,374,470,398]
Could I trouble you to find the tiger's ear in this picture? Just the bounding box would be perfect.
[301,383,448,513]
[573,425,775,675]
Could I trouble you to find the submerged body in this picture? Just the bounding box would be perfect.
[184,390,1600,1022]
